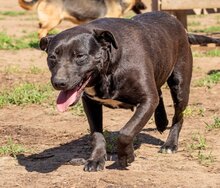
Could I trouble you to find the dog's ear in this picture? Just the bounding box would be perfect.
[93,29,118,49]
[39,35,55,52]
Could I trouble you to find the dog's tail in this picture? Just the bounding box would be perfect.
[188,33,220,45]
[18,0,40,10]
[132,0,147,14]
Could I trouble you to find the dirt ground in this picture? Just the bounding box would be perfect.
[0,1,220,188]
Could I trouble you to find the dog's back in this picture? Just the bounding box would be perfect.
[132,12,187,42]
[132,12,191,86]
[84,12,191,87]
[86,12,187,51]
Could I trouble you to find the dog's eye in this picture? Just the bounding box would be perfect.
[76,54,85,59]
[49,55,56,60]
[75,54,88,65]
[55,48,60,55]
[48,55,57,67]
[71,52,85,59]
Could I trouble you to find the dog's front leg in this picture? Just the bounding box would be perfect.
[84,132,106,171]
[82,94,106,171]
[118,97,159,167]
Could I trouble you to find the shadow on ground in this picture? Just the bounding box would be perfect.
[17,131,164,173]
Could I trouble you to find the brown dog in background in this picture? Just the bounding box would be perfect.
[18,0,146,38]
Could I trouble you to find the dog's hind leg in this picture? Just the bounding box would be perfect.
[82,94,106,171]
[38,16,61,38]
[37,3,62,38]
[154,89,169,133]
[160,50,192,153]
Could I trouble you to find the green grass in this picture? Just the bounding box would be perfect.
[195,71,220,88]
[2,65,21,74]
[0,79,89,116]
[188,21,201,27]
[0,83,53,107]
[103,130,139,154]
[0,31,39,50]
[183,105,205,117]
[103,130,118,153]
[0,30,61,50]
[186,132,215,166]
[23,32,40,48]
[0,11,26,17]
[183,106,195,117]
[0,65,45,74]
[205,49,220,57]
[197,151,215,166]
[189,133,207,150]
[189,26,220,33]
[0,32,39,50]
[206,117,220,130]
[71,102,85,116]
[0,137,29,157]
[0,32,18,49]
[29,66,45,74]
[48,29,60,35]
[193,49,220,57]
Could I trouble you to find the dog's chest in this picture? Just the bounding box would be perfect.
[84,86,134,110]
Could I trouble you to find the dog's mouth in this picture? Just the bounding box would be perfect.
[56,76,91,112]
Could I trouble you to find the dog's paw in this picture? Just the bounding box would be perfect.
[83,157,106,172]
[159,143,178,154]
[118,144,135,167]
[118,153,135,167]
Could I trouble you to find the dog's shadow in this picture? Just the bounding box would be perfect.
[17,131,164,173]
[17,135,91,173]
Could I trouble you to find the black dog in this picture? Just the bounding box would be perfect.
[40,11,219,171]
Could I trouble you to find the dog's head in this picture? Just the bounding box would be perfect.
[40,27,118,112]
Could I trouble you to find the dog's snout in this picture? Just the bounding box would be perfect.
[53,78,69,90]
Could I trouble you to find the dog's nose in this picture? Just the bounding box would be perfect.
[53,78,68,90]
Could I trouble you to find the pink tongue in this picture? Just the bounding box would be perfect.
[56,89,78,112]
